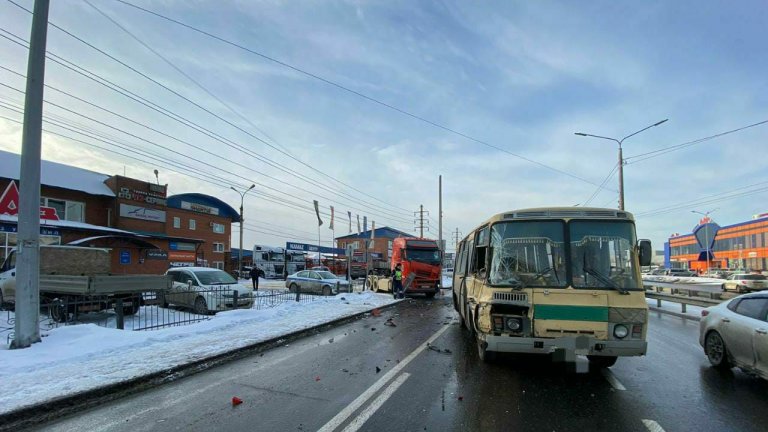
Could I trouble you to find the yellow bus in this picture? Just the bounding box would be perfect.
[452,207,652,367]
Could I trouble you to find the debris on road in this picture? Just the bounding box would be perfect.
[384,318,396,327]
[232,396,243,406]
[376,366,381,373]
[426,343,452,355]
[372,309,382,317]
[315,376,321,382]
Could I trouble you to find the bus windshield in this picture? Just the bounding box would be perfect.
[569,221,642,291]
[489,221,567,288]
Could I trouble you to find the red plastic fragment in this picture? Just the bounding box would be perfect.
[232,396,243,406]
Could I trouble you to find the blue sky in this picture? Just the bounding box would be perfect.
[0,0,766,250]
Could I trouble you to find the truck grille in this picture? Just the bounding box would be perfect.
[493,292,528,303]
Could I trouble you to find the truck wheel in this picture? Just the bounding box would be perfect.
[194,296,209,315]
[322,286,332,296]
[425,292,436,299]
[159,293,169,308]
[50,301,70,323]
[121,295,141,316]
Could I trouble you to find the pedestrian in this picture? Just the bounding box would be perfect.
[249,266,260,291]
[392,263,403,299]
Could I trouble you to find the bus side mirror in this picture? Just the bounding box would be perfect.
[638,240,652,267]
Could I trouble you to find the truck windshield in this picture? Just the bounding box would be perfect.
[489,221,567,288]
[194,270,237,285]
[569,221,642,291]
[404,248,441,264]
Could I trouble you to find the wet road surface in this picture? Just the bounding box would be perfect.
[31,295,768,432]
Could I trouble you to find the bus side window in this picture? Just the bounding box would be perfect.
[456,242,466,276]
[473,226,489,276]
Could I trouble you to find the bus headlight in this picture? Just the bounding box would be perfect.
[613,324,629,339]
[506,317,522,331]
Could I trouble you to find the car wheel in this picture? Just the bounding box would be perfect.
[737,285,745,293]
[705,331,731,369]
[587,355,618,368]
[193,296,209,315]
[721,284,726,292]
[322,285,332,296]
[289,283,298,293]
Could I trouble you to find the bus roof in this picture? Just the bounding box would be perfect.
[464,207,636,241]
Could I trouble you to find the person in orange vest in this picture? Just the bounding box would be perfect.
[392,263,404,299]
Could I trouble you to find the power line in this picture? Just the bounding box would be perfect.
[6,0,416,214]
[624,119,768,164]
[583,163,618,206]
[0,30,414,222]
[107,0,617,192]
[635,181,768,218]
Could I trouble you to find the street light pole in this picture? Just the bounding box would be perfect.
[575,119,668,211]
[231,184,255,278]
[691,209,718,274]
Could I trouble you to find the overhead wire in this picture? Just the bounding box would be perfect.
[6,0,416,214]
[583,163,618,206]
[106,0,617,192]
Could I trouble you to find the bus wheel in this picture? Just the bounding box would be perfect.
[587,355,617,368]
[477,339,496,363]
[464,304,475,335]
[452,294,459,312]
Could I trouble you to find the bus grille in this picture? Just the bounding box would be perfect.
[493,292,528,303]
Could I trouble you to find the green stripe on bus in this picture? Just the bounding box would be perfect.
[534,305,609,322]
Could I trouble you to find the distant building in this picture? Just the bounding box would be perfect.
[666,213,768,272]
[0,150,239,273]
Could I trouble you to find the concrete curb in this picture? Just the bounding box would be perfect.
[649,306,701,322]
[0,300,401,432]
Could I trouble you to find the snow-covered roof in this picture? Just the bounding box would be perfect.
[0,150,115,197]
[0,214,133,234]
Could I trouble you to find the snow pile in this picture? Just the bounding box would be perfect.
[642,275,723,285]
[0,292,397,415]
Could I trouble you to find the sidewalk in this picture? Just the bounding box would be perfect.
[0,292,398,421]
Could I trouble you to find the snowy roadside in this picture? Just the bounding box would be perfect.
[0,291,397,416]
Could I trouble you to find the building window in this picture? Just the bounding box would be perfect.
[40,197,85,222]
[214,261,224,270]
[213,242,225,253]
[173,217,181,229]
[189,219,196,230]
[352,241,360,249]
[212,222,225,234]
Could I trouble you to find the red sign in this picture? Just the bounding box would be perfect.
[0,181,60,221]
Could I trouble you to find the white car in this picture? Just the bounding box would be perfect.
[700,292,768,380]
[163,267,254,314]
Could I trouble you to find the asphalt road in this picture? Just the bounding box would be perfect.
[31,295,767,432]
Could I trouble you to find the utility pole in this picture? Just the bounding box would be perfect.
[231,184,255,278]
[12,0,50,349]
[414,205,428,238]
[438,175,443,251]
[452,228,462,250]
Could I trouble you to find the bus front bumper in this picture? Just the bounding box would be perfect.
[479,334,647,357]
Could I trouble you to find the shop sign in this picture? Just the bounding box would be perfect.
[118,187,167,206]
[169,262,195,268]
[120,250,131,265]
[0,180,60,220]
[169,241,196,251]
[120,204,166,223]
[0,223,60,236]
[180,200,220,216]
[168,251,196,261]
[146,249,168,260]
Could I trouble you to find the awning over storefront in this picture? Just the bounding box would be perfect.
[67,235,161,249]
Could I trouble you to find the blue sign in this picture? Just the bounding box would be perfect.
[120,250,131,265]
[0,223,60,236]
[286,242,344,255]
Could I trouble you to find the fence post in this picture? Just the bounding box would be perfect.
[681,303,687,313]
[336,281,340,294]
[295,285,301,302]
[657,299,662,307]
[233,289,238,310]
[115,298,124,330]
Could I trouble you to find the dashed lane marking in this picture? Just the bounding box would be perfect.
[601,368,627,390]
[642,419,666,432]
[317,323,453,432]
[340,373,411,432]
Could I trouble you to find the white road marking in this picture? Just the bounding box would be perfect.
[317,323,453,432]
[642,419,666,432]
[601,369,626,391]
[340,373,411,432]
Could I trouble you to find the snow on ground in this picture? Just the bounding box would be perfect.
[0,292,397,415]
[642,275,723,285]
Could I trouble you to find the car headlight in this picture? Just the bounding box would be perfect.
[613,324,629,339]
[506,317,522,331]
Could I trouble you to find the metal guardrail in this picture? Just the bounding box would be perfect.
[643,281,723,314]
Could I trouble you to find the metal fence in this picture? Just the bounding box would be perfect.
[1,283,361,345]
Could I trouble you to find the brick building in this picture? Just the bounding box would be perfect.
[335,227,414,260]
[0,150,239,274]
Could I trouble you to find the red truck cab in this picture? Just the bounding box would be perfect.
[391,237,442,297]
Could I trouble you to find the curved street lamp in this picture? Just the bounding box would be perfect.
[231,184,256,277]
[575,119,668,210]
